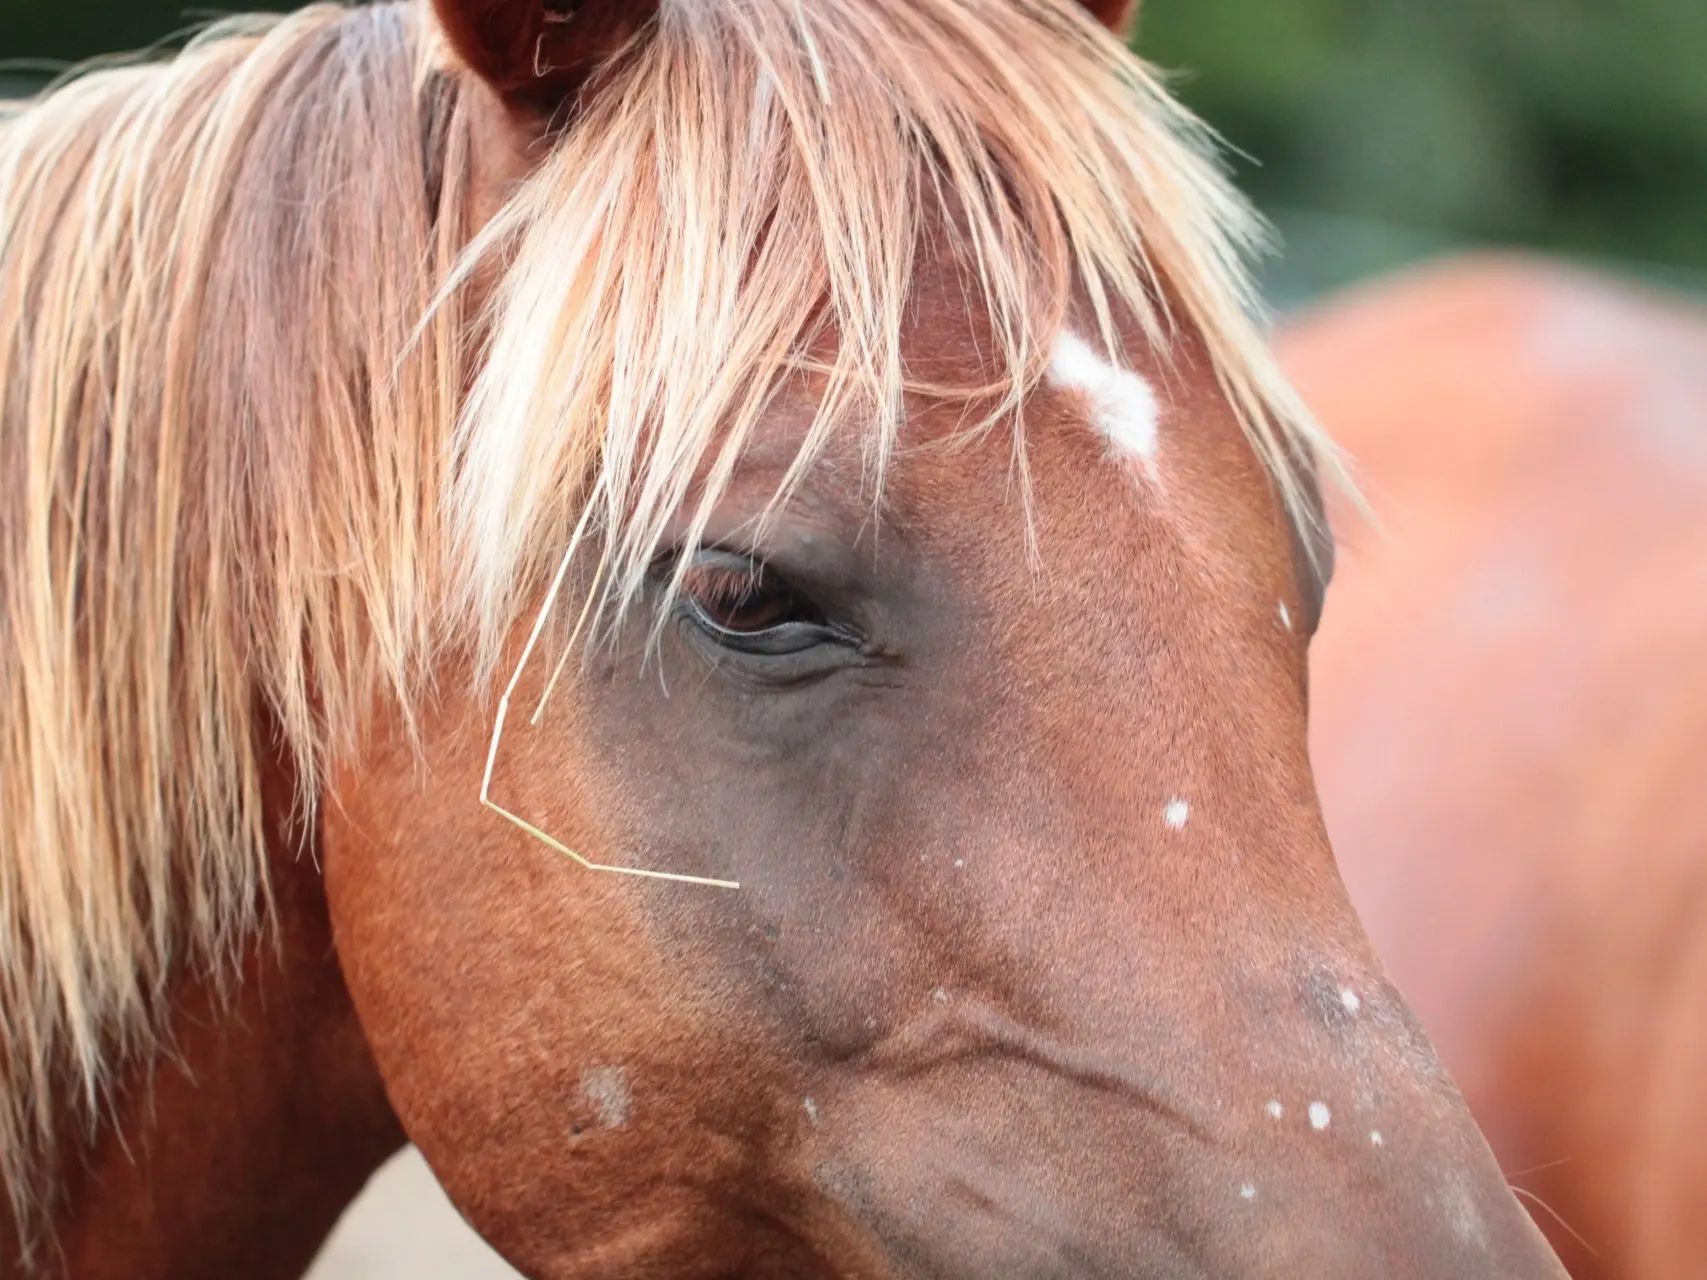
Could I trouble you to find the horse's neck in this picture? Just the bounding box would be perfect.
[19,759,404,1280]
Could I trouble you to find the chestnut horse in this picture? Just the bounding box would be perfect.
[0,2,1566,1277]
[1293,256,1707,1280]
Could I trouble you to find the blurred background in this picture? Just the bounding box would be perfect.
[4,0,1705,305]
[2,0,1702,1275]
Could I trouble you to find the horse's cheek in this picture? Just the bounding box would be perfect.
[319,727,821,1274]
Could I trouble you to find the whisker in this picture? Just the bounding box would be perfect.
[1502,1157,1571,1180]
[1507,1185,1599,1258]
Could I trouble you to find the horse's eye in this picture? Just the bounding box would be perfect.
[678,554,836,653]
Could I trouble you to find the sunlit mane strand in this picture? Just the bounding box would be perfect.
[0,4,468,1255]
[450,0,1342,668]
[0,0,1341,1260]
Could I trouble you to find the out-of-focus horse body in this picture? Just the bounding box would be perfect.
[1296,256,1707,1280]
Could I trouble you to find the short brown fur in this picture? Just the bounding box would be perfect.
[1295,256,1707,1280]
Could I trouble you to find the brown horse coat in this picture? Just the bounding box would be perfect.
[0,0,1569,1273]
[1296,255,1707,1279]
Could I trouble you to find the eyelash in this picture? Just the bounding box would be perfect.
[680,562,767,622]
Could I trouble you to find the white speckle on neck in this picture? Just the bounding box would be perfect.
[932,987,950,1004]
[1265,1100,1284,1120]
[1308,1101,1332,1131]
[1278,600,1292,630]
[1370,1129,1384,1147]
[580,1065,631,1129]
[803,1097,820,1126]
[1340,987,1362,1015]
[1238,1183,1258,1201]
[1048,330,1161,472]
[1164,798,1190,830]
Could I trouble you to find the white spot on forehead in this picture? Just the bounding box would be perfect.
[1048,329,1160,470]
[1278,600,1292,630]
[1163,798,1190,830]
[803,1097,820,1126]
[1340,988,1362,1015]
[1265,1100,1284,1120]
[580,1065,631,1129]
[1370,1129,1384,1147]
[1308,1101,1332,1131]
[1238,1183,1257,1201]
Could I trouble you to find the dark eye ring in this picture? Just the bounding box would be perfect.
[677,552,847,656]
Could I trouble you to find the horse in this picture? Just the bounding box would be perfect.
[0,1,1568,1276]
[1292,255,1707,1280]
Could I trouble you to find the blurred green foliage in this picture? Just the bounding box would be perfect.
[4,0,1705,290]
[1136,0,1707,281]
[1,0,227,73]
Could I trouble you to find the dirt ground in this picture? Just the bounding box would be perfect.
[305,1148,521,1280]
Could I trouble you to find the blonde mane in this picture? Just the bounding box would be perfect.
[0,0,1337,1251]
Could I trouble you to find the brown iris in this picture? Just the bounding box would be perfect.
[680,557,823,637]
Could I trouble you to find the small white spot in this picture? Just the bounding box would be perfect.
[1439,1172,1490,1246]
[932,987,950,1004]
[1308,1101,1332,1131]
[1265,1100,1284,1120]
[1339,988,1362,1015]
[579,1065,631,1129]
[953,858,965,869]
[1163,798,1190,830]
[1278,600,1292,630]
[1370,1130,1384,1147]
[1238,1183,1257,1201]
[803,1097,820,1126]
[1048,329,1161,469]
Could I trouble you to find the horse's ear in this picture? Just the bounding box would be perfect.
[1076,1,1139,37]
[431,0,658,120]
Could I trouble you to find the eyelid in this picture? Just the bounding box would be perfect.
[684,595,781,639]
[669,547,859,655]
[675,547,760,589]
[682,603,845,657]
